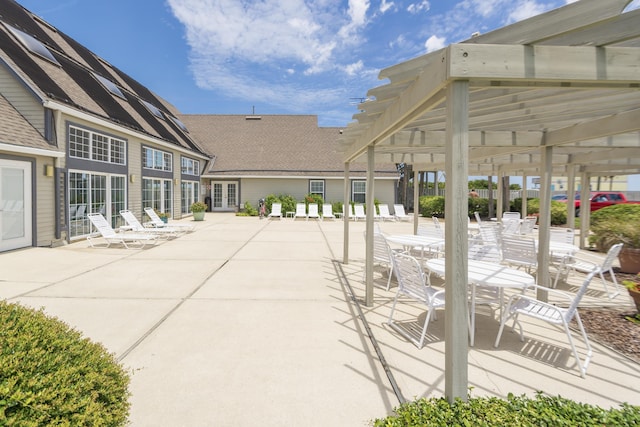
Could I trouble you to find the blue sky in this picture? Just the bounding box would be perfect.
[16,0,640,189]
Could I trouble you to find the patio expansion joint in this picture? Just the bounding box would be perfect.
[116,224,267,362]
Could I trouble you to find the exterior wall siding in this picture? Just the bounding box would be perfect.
[35,155,56,246]
[237,177,397,210]
[0,66,45,134]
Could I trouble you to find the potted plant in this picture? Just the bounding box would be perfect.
[589,205,640,274]
[155,210,169,224]
[623,274,640,313]
[190,201,207,221]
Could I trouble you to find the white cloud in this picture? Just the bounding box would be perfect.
[343,60,364,76]
[507,0,548,23]
[424,34,446,52]
[380,0,395,13]
[407,1,430,15]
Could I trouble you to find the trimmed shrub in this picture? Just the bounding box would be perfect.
[0,301,130,426]
[419,196,445,217]
[469,197,489,219]
[241,200,258,216]
[304,193,324,207]
[589,204,640,251]
[373,393,640,427]
[511,198,567,225]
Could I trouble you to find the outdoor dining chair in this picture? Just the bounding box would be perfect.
[553,243,623,298]
[495,269,598,378]
[501,235,537,275]
[388,251,445,349]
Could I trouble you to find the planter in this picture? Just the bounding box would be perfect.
[619,247,640,274]
[160,217,168,224]
[192,211,205,221]
[628,287,640,312]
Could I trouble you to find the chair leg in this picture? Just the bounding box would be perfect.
[563,314,592,378]
[601,268,620,299]
[417,309,433,349]
[385,264,394,291]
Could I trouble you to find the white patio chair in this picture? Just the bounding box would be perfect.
[502,211,521,220]
[416,223,445,258]
[495,269,598,378]
[393,204,411,222]
[378,204,395,221]
[550,227,575,245]
[294,203,307,220]
[474,211,482,225]
[554,243,623,298]
[87,213,158,249]
[501,235,537,275]
[388,252,445,349]
[321,204,336,220]
[143,207,195,232]
[362,232,400,290]
[353,204,366,221]
[307,203,320,220]
[502,218,521,235]
[120,210,182,238]
[520,216,538,235]
[268,203,282,220]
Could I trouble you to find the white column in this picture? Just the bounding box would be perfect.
[579,171,591,249]
[444,80,469,402]
[537,144,553,299]
[521,175,528,219]
[365,146,375,307]
[343,162,350,264]
[413,169,419,234]
[567,166,576,230]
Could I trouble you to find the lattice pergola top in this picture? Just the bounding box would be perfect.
[339,0,640,177]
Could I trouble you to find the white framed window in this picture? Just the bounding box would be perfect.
[143,147,172,172]
[181,157,200,176]
[181,181,200,214]
[142,178,173,218]
[309,180,325,200]
[68,171,126,239]
[352,180,366,204]
[68,126,126,165]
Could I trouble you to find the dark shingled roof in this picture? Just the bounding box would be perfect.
[0,0,208,158]
[179,114,398,178]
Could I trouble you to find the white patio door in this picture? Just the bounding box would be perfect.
[0,159,32,252]
[211,181,238,211]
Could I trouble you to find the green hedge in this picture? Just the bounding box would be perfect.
[0,301,130,426]
[374,393,640,426]
[589,204,640,251]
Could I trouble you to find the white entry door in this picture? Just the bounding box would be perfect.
[0,159,32,251]
[211,181,238,211]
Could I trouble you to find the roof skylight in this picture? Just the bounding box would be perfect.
[5,23,60,66]
[168,115,189,133]
[141,100,164,119]
[92,72,126,99]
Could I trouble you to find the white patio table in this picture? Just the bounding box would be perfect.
[425,258,535,346]
[386,234,445,260]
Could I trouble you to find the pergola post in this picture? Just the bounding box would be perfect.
[579,171,591,249]
[521,174,528,218]
[444,80,469,402]
[413,169,419,233]
[365,146,375,307]
[537,143,553,299]
[343,162,350,264]
[567,166,576,230]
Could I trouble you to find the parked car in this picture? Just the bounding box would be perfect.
[559,192,640,216]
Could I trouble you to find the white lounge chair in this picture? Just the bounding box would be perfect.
[393,204,411,221]
[307,203,320,220]
[294,203,307,220]
[353,204,366,221]
[143,207,195,232]
[378,204,395,221]
[87,213,158,249]
[388,252,445,349]
[321,204,336,220]
[268,203,282,220]
[495,269,598,378]
[120,210,182,238]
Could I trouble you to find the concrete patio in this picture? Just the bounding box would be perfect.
[1,213,638,426]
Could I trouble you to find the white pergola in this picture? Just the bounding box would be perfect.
[338,0,640,402]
